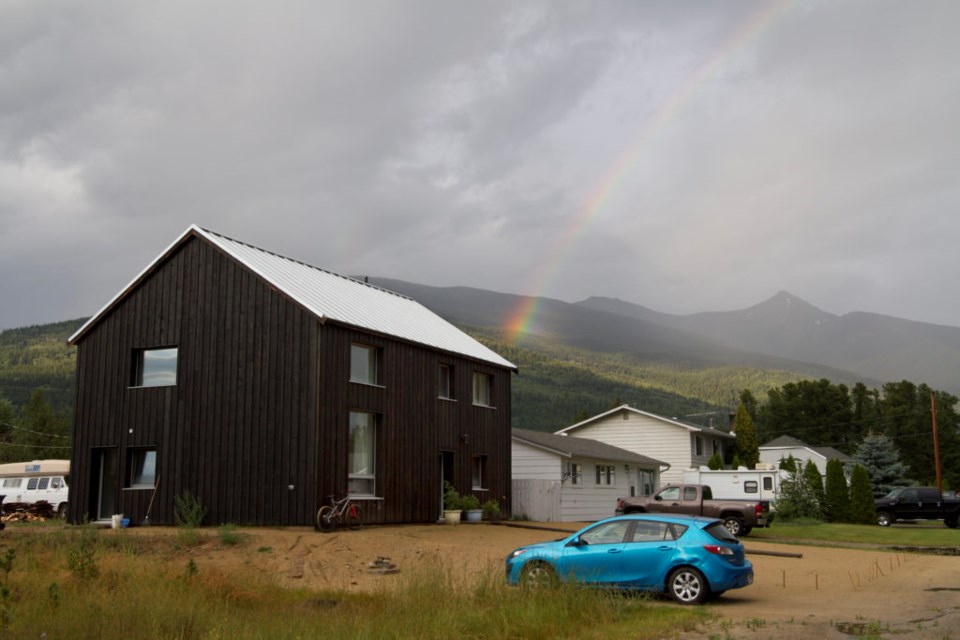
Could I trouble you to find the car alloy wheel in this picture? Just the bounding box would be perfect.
[520,562,556,588]
[668,567,708,605]
[722,516,743,537]
[877,511,893,527]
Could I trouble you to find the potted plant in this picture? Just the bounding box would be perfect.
[462,494,482,523]
[443,482,463,525]
[481,498,501,522]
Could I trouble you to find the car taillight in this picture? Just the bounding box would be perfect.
[755,503,763,517]
[703,545,734,556]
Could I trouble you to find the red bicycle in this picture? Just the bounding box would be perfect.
[316,494,362,532]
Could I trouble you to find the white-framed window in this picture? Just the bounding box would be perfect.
[128,449,157,488]
[569,463,583,485]
[472,455,488,490]
[350,344,381,385]
[2,479,22,488]
[639,470,654,496]
[349,411,377,495]
[438,364,455,400]
[132,347,178,387]
[472,372,493,407]
[744,481,758,494]
[693,435,704,457]
[595,464,615,486]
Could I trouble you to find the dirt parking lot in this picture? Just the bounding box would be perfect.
[126,521,960,639]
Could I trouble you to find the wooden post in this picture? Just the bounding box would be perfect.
[932,391,942,493]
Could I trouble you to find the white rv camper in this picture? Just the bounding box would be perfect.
[0,459,70,517]
[681,464,787,506]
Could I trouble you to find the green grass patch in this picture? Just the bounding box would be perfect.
[0,527,709,639]
[753,521,960,547]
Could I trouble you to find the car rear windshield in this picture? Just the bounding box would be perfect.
[704,522,738,543]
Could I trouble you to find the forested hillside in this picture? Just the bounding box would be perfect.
[0,317,802,439]
[0,319,84,411]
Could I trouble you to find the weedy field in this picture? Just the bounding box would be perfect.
[0,524,707,640]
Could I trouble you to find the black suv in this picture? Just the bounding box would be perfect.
[874,487,960,528]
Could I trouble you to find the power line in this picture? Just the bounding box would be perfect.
[0,441,71,450]
[0,420,71,439]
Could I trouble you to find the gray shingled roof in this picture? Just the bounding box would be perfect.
[513,428,668,468]
[556,404,735,439]
[761,435,852,462]
[69,226,516,370]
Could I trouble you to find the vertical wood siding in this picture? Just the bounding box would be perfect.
[70,235,512,526]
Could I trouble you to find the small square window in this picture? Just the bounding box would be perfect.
[472,372,493,407]
[472,455,487,490]
[133,347,178,387]
[744,481,758,494]
[350,344,381,385]
[129,449,157,488]
[438,364,455,400]
[38,477,49,490]
[27,478,38,490]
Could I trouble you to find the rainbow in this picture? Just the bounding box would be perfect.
[504,0,792,342]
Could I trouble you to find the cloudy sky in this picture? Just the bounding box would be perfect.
[2,0,959,331]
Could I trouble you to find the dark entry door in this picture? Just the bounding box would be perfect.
[93,448,118,521]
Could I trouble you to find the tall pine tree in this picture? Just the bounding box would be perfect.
[823,458,850,523]
[733,402,759,470]
[848,465,876,525]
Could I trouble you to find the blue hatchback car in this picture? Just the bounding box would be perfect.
[505,513,753,604]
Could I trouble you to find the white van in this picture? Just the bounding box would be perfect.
[0,459,70,517]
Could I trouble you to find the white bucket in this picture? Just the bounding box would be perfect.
[111,514,124,529]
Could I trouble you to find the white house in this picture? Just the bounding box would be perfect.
[554,405,736,486]
[759,435,853,477]
[512,428,667,522]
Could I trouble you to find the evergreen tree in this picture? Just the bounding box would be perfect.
[774,469,821,521]
[803,459,825,511]
[731,453,742,470]
[707,451,723,470]
[854,432,909,497]
[779,454,798,472]
[18,388,72,461]
[823,458,850,523]
[739,389,759,424]
[733,403,759,469]
[848,465,876,525]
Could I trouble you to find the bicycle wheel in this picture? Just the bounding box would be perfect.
[316,505,337,532]
[345,503,363,530]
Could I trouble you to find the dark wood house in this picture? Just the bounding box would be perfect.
[67,225,516,526]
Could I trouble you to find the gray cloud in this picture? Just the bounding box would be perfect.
[2,0,959,330]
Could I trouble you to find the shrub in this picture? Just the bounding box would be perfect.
[174,491,206,528]
[823,459,850,523]
[848,465,876,525]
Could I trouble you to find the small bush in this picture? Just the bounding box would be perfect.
[174,491,206,528]
[218,524,246,546]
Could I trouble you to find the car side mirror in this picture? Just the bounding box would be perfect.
[566,536,584,547]
[654,495,662,501]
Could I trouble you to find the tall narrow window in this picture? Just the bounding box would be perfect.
[350,344,381,385]
[133,347,178,387]
[349,412,377,495]
[472,455,488,490]
[693,436,704,457]
[128,449,157,488]
[438,364,454,400]
[472,372,493,407]
[569,463,583,485]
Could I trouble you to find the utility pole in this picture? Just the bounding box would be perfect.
[931,391,942,493]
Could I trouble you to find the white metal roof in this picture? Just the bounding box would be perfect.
[69,225,516,370]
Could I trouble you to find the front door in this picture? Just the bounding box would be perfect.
[93,448,118,521]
